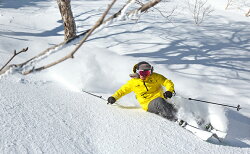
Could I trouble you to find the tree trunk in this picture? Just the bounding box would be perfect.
[57,0,76,41]
[246,9,250,17]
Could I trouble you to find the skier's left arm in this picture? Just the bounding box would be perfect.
[157,74,175,93]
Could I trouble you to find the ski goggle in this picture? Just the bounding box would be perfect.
[137,70,151,77]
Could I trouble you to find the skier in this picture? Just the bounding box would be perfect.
[106,61,225,141]
[107,61,177,121]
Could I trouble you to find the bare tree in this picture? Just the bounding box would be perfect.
[0,0,163,76]
[187,0,213,25]
[57,0,76,41]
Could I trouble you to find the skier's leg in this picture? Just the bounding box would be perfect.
[147,97,177,121]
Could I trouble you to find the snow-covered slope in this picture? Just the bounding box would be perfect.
[1,75,249,153]
[0,0,250,153]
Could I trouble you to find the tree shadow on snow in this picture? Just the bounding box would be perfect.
[222,109,250,148]
[0,23,64,38]
[84,15,250,84]
[121,16,250,84]
[0,0,64,40]
[0,0,50,9]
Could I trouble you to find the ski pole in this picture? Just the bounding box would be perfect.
[177,96,241,111]
[82,89,107,101]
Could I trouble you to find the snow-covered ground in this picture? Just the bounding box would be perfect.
[0,0,250,153]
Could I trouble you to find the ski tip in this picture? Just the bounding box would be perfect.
[212,134,222,142]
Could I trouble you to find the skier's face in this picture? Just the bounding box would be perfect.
[138,70,151,80]
[140,75,148,80]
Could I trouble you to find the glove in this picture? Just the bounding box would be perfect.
[107,96,116,104]
[164,91,173,99]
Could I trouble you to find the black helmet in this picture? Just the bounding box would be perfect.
[133,61,153,73]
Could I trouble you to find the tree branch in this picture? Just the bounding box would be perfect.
[135,0,161,13]
[103,0,134,24]
[23,0,117,75]
[0,47,28,72]
[0,0,162,76]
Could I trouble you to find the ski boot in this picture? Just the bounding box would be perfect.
[204,123,213,131]
[177,119,187,127]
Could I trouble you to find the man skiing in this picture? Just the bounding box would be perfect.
[107,61,177,121]
[106,61,226,142]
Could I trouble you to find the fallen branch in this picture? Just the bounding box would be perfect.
[23,0,117,75]
[17,0,132,72]
[13,31,89,70]
[23,0,158,75]
[0,47,28,72]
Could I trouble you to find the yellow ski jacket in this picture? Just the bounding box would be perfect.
[112,72,174,111]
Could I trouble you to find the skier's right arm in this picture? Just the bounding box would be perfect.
[112,80,133,101]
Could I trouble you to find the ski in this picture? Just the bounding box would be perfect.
[182,123,213,141]
[204,123,227,142]
[210,128,227,140]
[177,120,225,142]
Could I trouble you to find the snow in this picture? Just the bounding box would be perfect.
[0,0,250,153]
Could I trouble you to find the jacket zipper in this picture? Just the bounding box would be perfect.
[143,81,149,91]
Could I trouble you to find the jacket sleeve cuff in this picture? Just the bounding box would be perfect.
[112,95,119,100]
